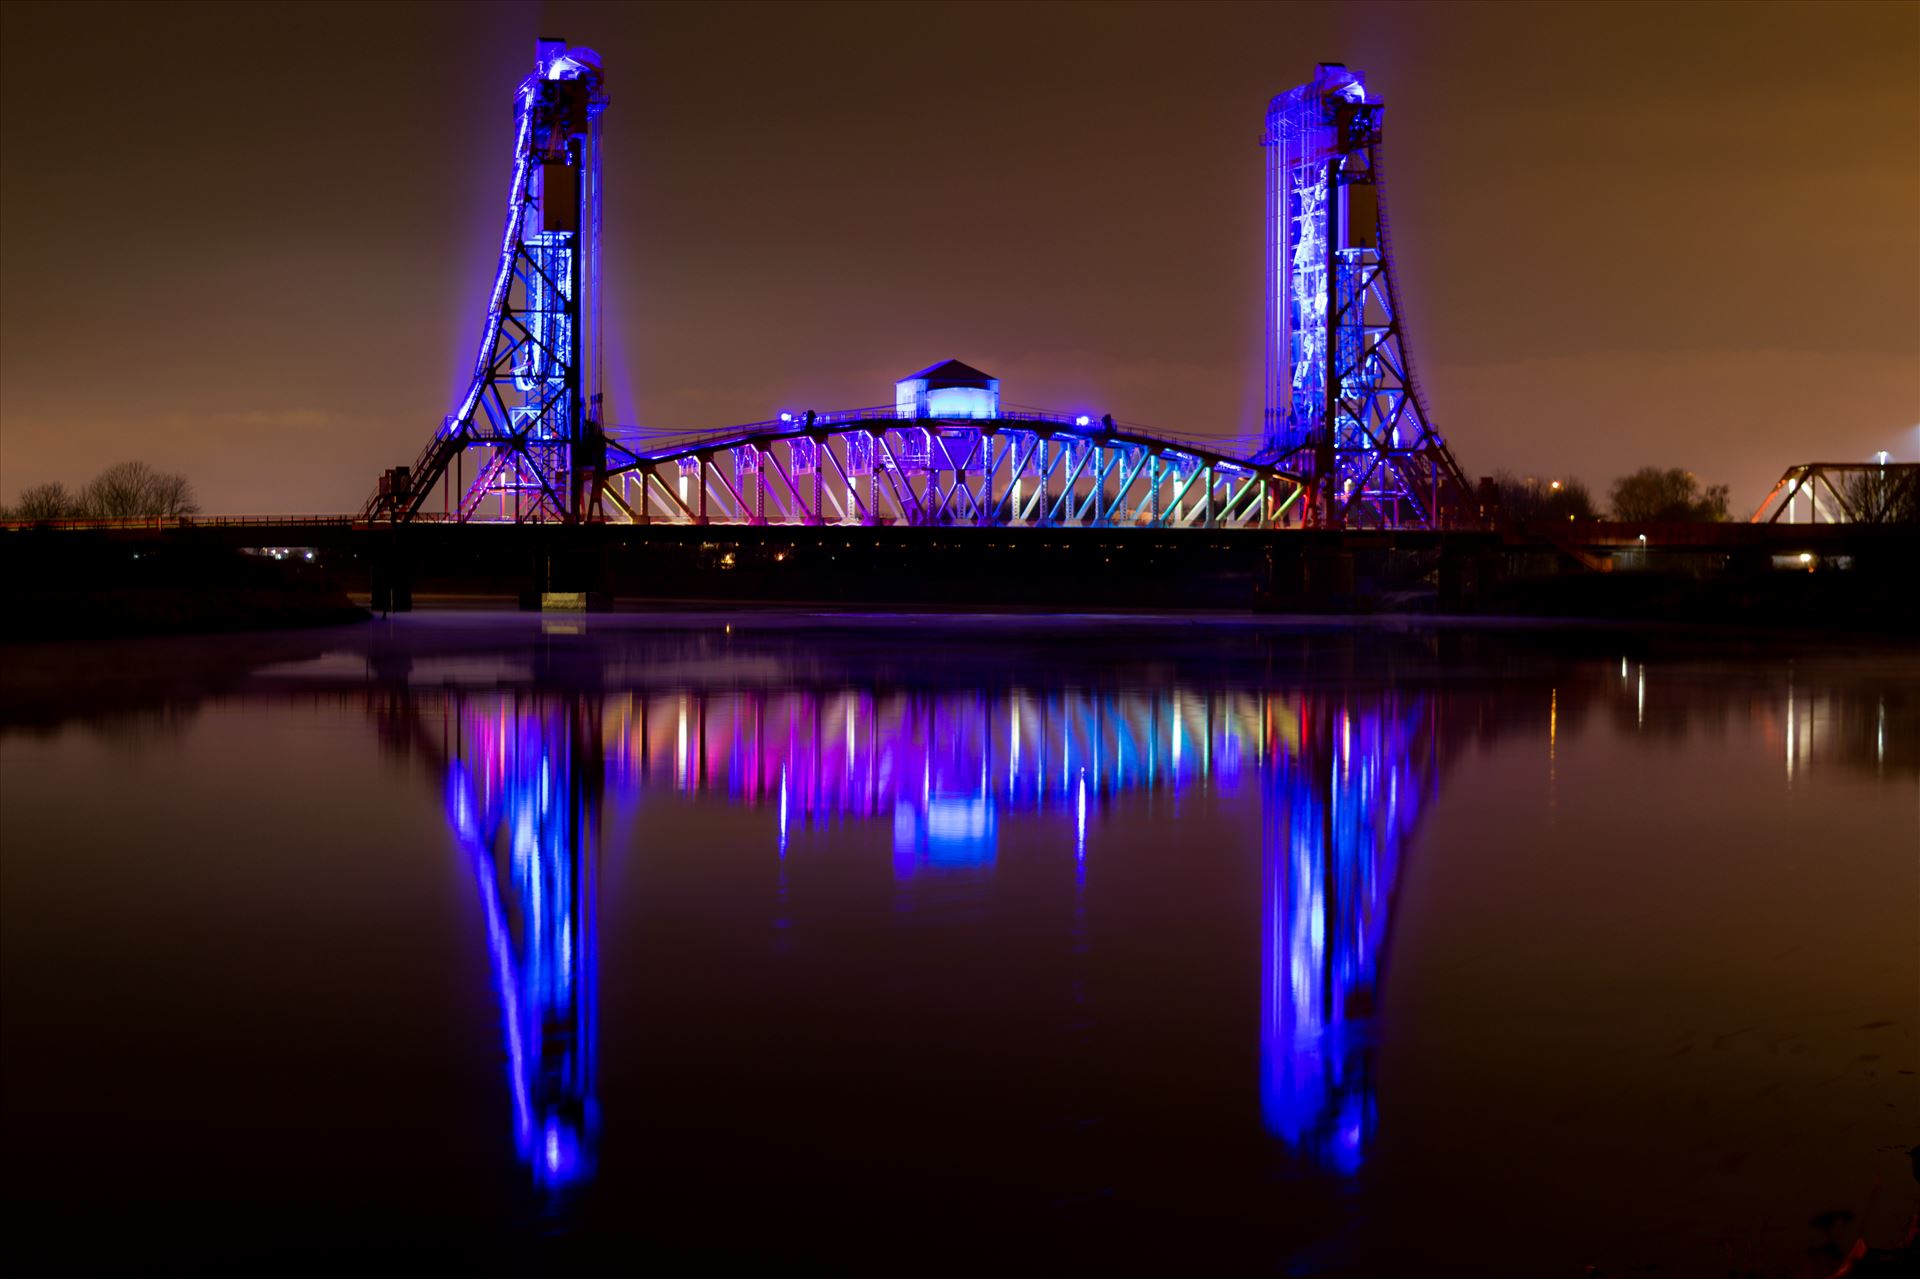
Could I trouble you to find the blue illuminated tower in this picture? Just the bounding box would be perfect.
[367,38,610,523]
[1262,64,1472,528]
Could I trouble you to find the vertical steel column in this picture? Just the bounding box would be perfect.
[1098,445,1113,526]
[979,432,995,528]
[588,103,603,458]
[1037,439,1050,528]
[1318,154,1340,528]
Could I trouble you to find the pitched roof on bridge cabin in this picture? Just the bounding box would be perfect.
[903,359,996,389]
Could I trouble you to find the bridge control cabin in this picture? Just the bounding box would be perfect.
[895,359,1001,421]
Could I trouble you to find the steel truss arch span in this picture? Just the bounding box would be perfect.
[597,410,1309,530]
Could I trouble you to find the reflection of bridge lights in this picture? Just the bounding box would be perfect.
[1261,698,1426,1174]
[544,1121,583,1182]
[895,795,996,875]
[1075,771,1087,862]
[435,685,1432,1189]
[598,687,1289,873]
[1787,685,1796,783]
[444,700,598,1193]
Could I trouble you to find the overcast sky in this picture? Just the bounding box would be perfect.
[2,0,1914,514]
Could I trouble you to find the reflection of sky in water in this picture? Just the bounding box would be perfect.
[436,684,1423,1188]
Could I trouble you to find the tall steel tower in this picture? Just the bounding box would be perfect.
[1262,64,1472,528]
[366,38,609,523]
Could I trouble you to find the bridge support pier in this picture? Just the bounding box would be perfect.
[370,530,413,614]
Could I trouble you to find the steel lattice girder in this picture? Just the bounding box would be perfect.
[1751,462,1920,524]
[598,415,1306,529]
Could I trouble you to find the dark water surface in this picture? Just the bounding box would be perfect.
[3,614,1915,1273]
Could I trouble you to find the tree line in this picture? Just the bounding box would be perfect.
[3,461,200,521]
[1498,464,1916,524]
[1492,467,1724,522]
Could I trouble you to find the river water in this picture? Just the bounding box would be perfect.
[2,614,1914,1272]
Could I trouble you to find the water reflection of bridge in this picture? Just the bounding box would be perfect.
[374,679,1455,1192]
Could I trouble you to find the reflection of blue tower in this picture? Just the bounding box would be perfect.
[443,698,600,1193]
[1260,696,1429,1173]
[390,681,1437,1196]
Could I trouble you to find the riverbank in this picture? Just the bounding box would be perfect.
[1,531,367,641]
[6,520,1915,636]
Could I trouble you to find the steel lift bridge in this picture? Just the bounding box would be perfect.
[364,45,1471,531]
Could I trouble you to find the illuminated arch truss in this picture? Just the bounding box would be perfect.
[597,409,1308,530]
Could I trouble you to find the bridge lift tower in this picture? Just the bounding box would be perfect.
[1262,64,1473,528]
[364,38,610,524]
